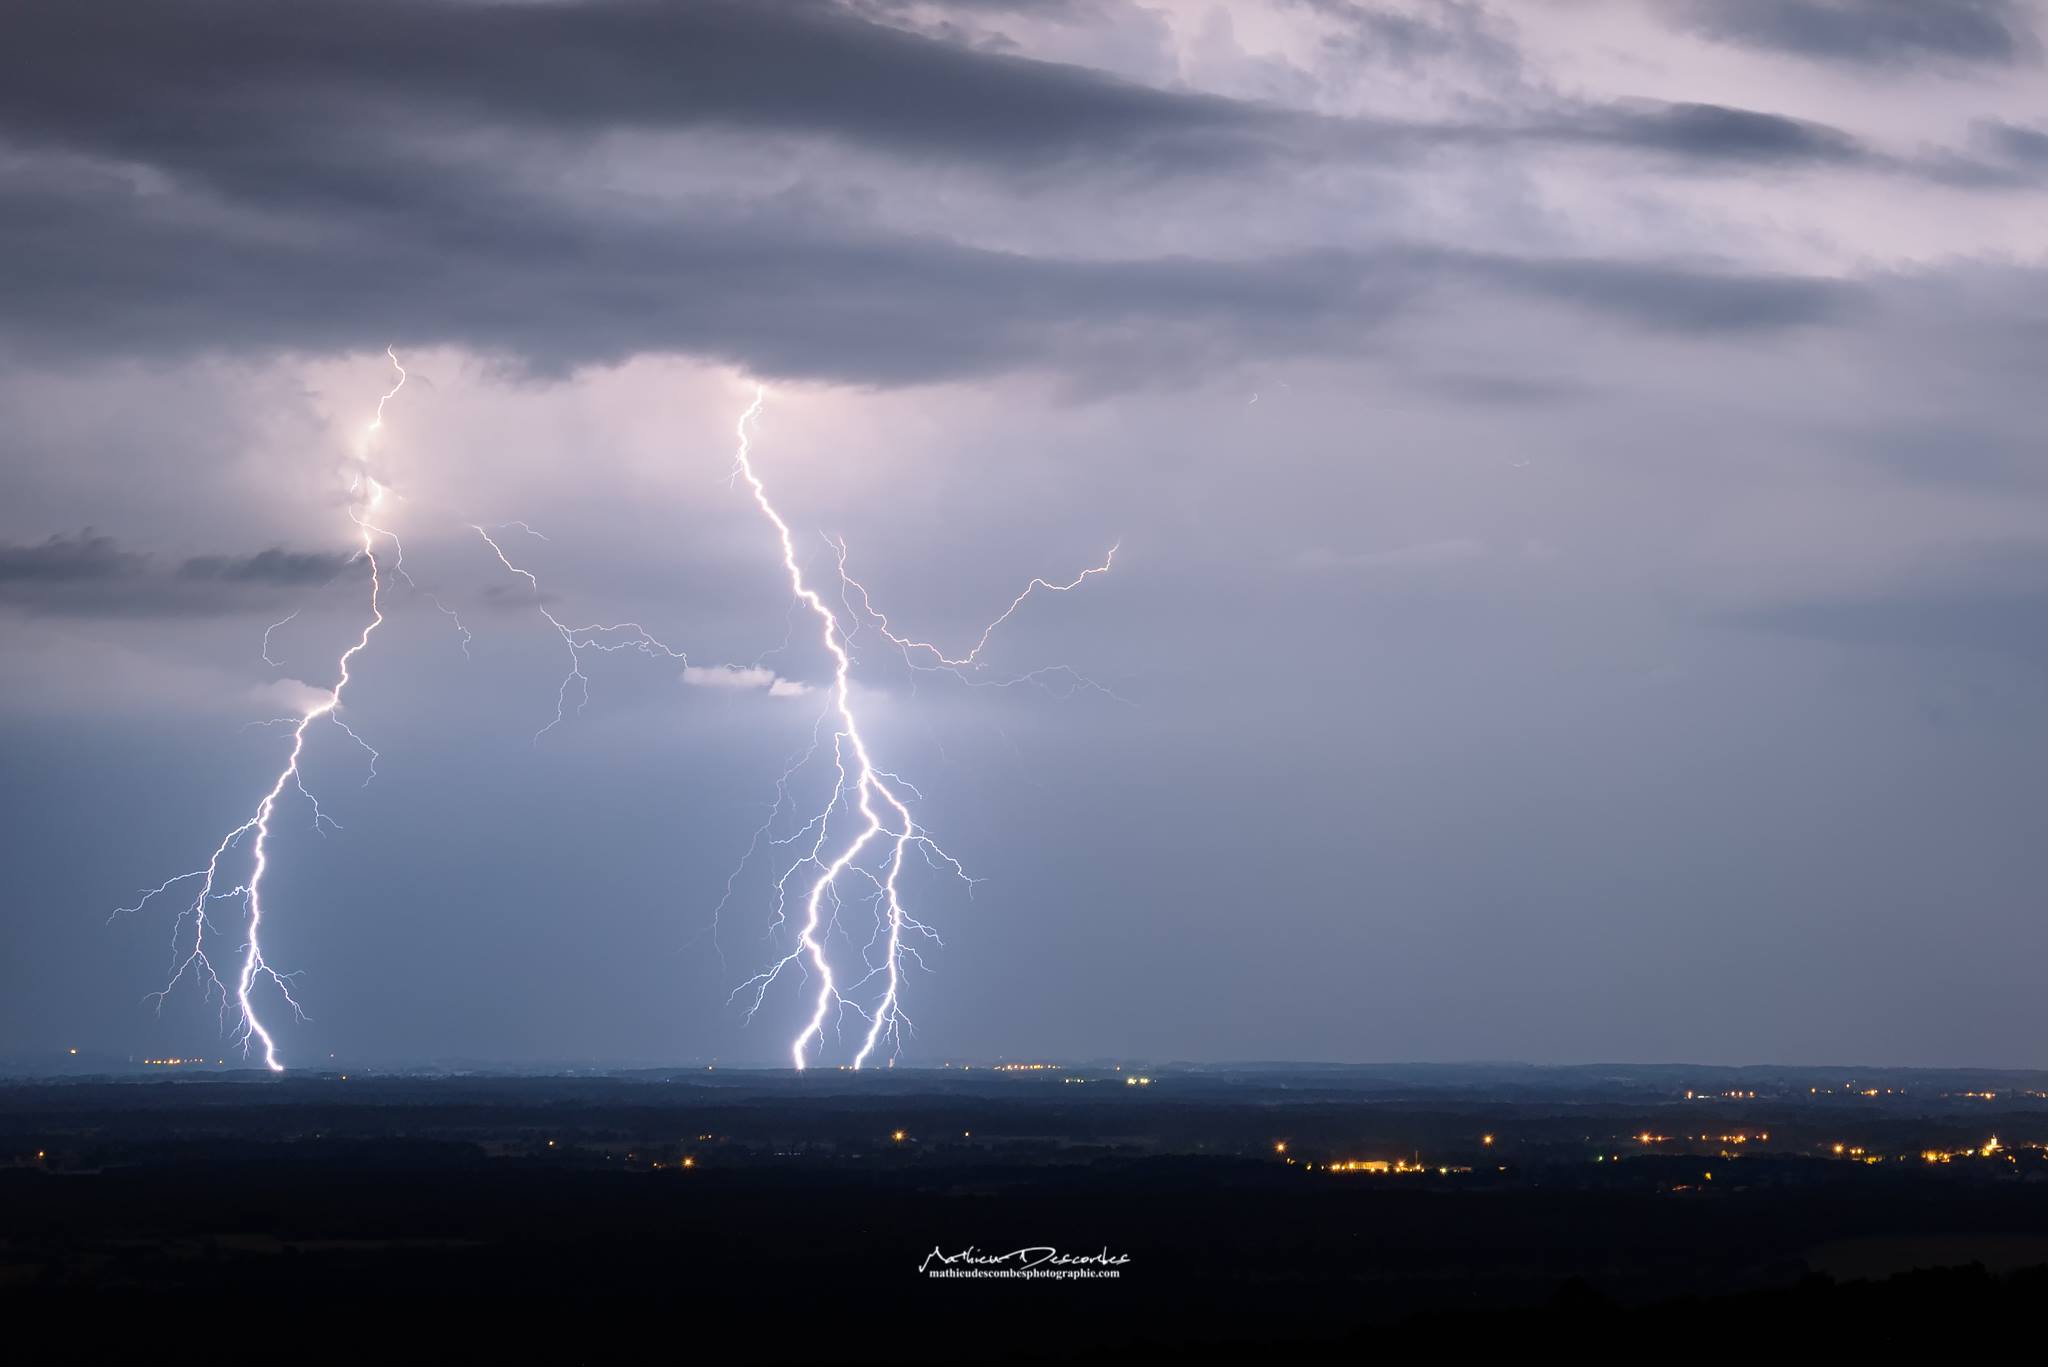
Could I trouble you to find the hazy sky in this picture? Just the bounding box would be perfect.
[3,0,2046,1069]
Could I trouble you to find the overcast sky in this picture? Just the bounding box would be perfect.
[3,0,2046,1069]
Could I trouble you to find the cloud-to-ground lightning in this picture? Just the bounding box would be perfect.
[114,352,416,1071]
[724,388,1115,1068]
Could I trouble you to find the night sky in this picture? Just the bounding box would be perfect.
[3,0,2046,1068]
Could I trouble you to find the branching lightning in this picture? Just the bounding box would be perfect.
[115,365,1111,1074]
[114,351,416,1071]
[838,543,1116,672]
[723,388,1115,1069]
[471,522,691,742]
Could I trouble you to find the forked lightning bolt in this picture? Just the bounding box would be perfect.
[725,388,1115,1068]
[114,352,414,1071]
[471,522,691,743]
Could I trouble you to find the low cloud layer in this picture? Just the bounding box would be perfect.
[1670,0,2041,68]
[0,531,360,616]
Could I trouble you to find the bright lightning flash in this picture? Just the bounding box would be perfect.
[115,351,415,1071]
[726,388,1114,1069]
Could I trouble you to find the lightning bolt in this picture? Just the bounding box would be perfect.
[115,351,414,1071]
[724,387,1115,1069]
[834,537,1123,700]
[470,521,691,743]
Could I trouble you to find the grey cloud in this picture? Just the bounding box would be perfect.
[0,531,361,616]
[1562,100,1868,166]
[0,0,1294,179]
[1982,119,2048,164]
[0,0,1994,392]
[0,530,144,583]
[1668,0,2041,68]
[1729,541,2048,658]
[1457,251,1858,332]
[1860,421,2040,489]
[0,163,1862,382]
[1289,0,1522,72]
[0,0,1975,207]
[1735,586,2048,659]
[176,548,360,585]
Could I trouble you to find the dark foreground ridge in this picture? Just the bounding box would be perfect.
[6,1063,2048,1361]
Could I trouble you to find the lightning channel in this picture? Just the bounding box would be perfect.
[723,387,1114,1069]
[115,351,412,1071]
[470,522,691,742]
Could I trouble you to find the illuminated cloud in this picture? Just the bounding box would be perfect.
[247,677,331,716]
[683,664,811,697]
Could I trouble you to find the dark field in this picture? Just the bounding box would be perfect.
[7,1062,2048,1361]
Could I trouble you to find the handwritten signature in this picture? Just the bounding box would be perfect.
[918,1245,1131,1272]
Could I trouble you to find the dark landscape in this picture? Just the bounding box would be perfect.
[9,1062,2048,1360]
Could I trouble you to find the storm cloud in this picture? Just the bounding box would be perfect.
[1668,0,2041,68]
[0,0,2020,383]
[0,532,360,616]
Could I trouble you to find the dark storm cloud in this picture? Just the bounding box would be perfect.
[0,531,360,616]
[176,548,361,586]
[1544,101,2031,187]
[0,0,1294,176]
[0,161,1860,382]
[1460,252,1858,331]
[1667,0,2041,67]
[1982,119,2048,164]
[0,0,1967,188]
[0,0,1989,385]
[1562,101,1867,166]
[0,530,144,584]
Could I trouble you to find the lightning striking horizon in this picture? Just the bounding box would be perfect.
[114,351,416,1071]
[724,387,1115,1069]
[115,369,1109,1072]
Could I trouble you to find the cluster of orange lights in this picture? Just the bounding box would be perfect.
[1921,1137,2007,1164]
[1325,1159,1471,1175]
[1634,1131,1768,1146]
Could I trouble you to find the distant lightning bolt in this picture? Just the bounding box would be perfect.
[471,521,691,742]
[259,610,299,667]
[835,538,1121,700]
[724,387,1114,1069]
[116,351,413,1071]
